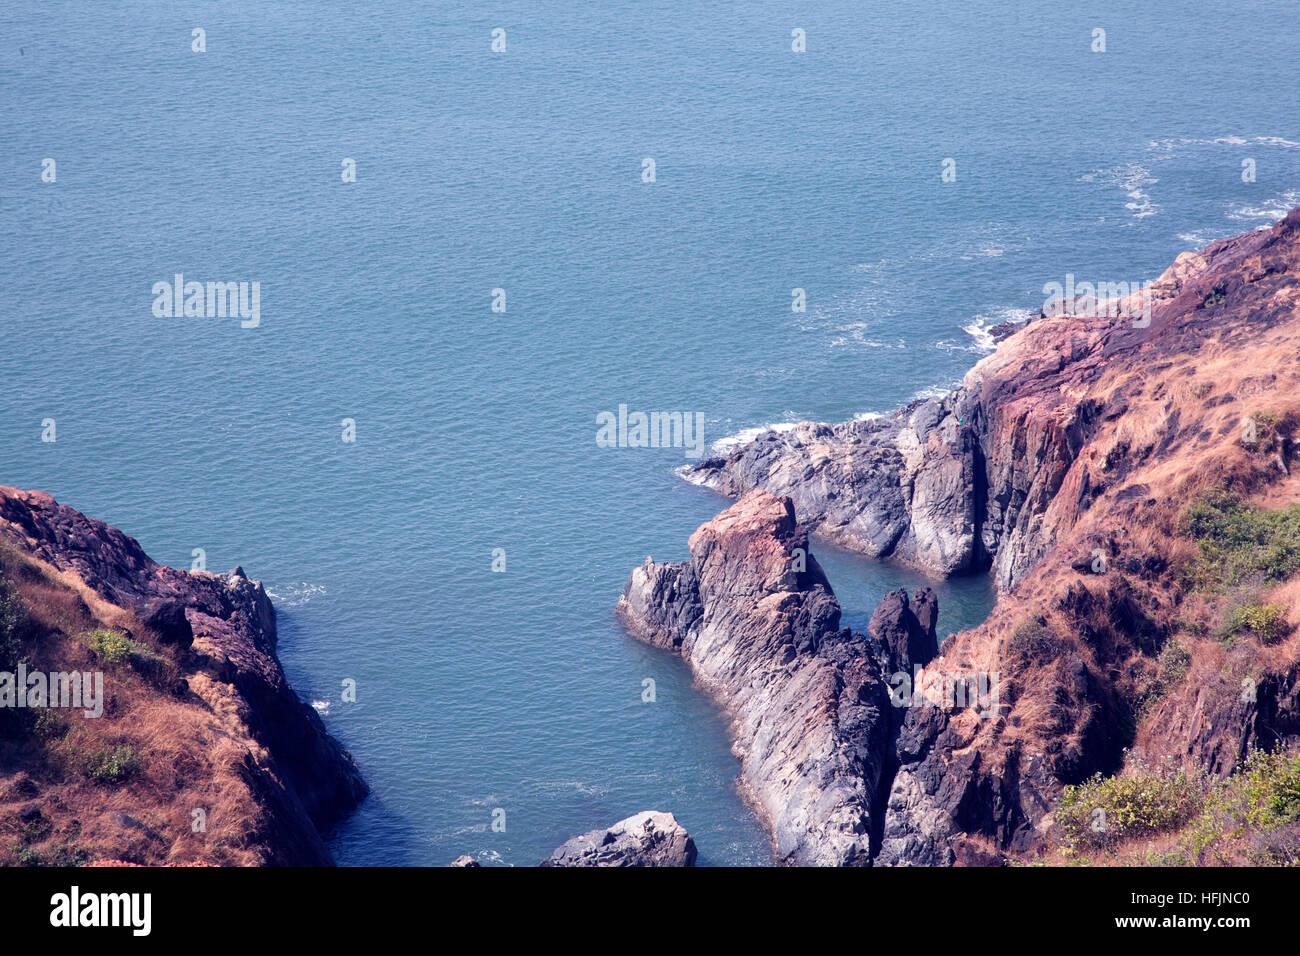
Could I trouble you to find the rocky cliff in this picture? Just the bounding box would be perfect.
[684,404,982,578]
[627,208,1300,864]
[616,490,941,865]
[0,487,367,865]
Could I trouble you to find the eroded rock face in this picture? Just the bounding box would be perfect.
[685,400,981,579]
[873,212,1300,863]
[870,587,939,677]
[1137,655,1300,780]
[0,486,368,864]
[684,381,1085,590]
[617,490,899,866]
[541,811,697,867]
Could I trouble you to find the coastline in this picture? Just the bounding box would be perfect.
[618,207,1300,865]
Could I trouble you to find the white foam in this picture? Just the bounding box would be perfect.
[311,699,331,715]
[911,383,959,403]
[960,246,1005,260]
[265,581,327,608]
[675,462,712,485]
[827,326,908,350]
[1148,135,1300,152]
[936,307,1032,355]
[1227,189,1300,223]
[710,420,799,454]
[1082,163,1159,219]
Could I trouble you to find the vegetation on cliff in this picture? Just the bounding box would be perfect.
[1180,490,1300,591]
[1049,747,1300,866]
[0,544,255,866]
[0,488,367,867]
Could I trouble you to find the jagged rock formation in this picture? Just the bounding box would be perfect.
[685,209,1300,591]
[540,810,697,867]
[0,487,367,865]
[875,211,1300,864]
[870,587,939,676]
[684,408,982,579]
[639,209,1300,864]
[616,490,943,865]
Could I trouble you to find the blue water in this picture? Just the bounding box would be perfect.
[2,1,1298,865]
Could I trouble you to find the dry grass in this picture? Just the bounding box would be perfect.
[924,224,1300,865]
[0,544,277,866]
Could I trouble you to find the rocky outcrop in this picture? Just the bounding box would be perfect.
[872,211,1300,864]
[617,490,923,865]
[540,811,697,867]
[646,209,1300,864]
[1137,650,1300,780]
[684,404,982,579]
[870,587,939,677]
[0,486,367,865]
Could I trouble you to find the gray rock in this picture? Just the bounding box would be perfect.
[616,490,895,866]
[684,395,982,580]
[541,811,697,867]
[869,587,939,677]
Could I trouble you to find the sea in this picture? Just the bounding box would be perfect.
[2,0,1298,864]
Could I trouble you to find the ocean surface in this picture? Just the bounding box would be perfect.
[3,1,1298,865]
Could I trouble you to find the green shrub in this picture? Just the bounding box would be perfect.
[1231,749,1300,829]
[86,629,138,666]
[1184,749,1300,864]
[31,709,66,741]
[0,575,30,672]
[82,745,140,784]
[1149,640,1191,698]
[12,844,42,867]
[1249,411,1283,444]
[1224,602,1291,645]
[1052,748,1300,864]
[1057,764,1205,854]
[10,842,87,868]
[1181,492,1300,588]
